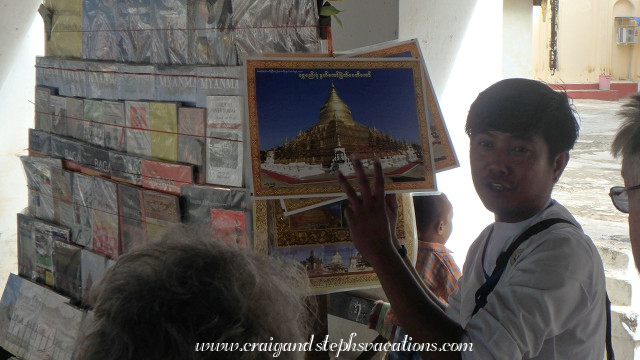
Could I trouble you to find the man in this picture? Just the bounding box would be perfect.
[74,225,312,360]
[337,78,606,359]
[611,93,640,272]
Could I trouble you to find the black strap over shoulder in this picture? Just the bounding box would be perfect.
[470,218,614,360]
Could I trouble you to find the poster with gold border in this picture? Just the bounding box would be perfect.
[344,39,459,172]
[246,57,436,199]
[280,196,345,216]
[254,194,416,294]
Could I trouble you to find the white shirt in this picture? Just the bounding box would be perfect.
[445,200,606,359]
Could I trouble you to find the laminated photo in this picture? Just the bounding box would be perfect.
[345,38,459,172]
[253,194,416,294]
[246,57,436,199]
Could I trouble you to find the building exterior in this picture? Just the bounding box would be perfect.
[533,0,640,83]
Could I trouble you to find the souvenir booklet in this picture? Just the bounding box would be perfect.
[149,102,179,162]
[155,65,197,103]
[110,151,142,186]
[125,101,151,157]
[118,183,146,253]
[178,107,206,183]
[210,209,248,248]
[80,249,109,306]
[72,172,94,248]
[17,214,36,282]
[35,85,55,133]
[141,159,194,196]
[181,184,250,241]
[246,57,436,199]
[0,273,85,360]
[189,0,236,66]
[28,129,51,156]
[66,96,85,140]
[85,61,119,100]
[49,95,67,136]
[205,95,244,187]
[53,240,82,302]
[103,100,127,152]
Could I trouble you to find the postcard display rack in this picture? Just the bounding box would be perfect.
[1,1,460,359]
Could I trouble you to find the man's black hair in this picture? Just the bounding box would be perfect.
[465,78,579,162]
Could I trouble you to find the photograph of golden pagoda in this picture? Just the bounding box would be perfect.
[246,58,435,198]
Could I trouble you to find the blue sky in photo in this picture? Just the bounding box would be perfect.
[255,65,422,151]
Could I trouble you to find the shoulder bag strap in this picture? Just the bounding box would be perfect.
[469,217,614,359]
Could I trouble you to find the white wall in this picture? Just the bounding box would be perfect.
[399,0,504,265]
[503,0,533,78]
[0,8,44,289]
[330,0,399,52]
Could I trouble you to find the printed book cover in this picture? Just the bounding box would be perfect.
[35,86,55,132]
[92,209,121,260]
[149,101,179,162]
[143,189,181,223]
[103,100,127,152]
[49,95,68,136]
[141,159,193,196]
[125,101,151,157]
[29,129,51,156]
[72,172,94,248]
[17,213,37,282]
[53,240,82,302]
[66,96,85,140]
[80,248,109,306]
[210,208,248,248]
[205,95,244,187]
[110,151,142,186]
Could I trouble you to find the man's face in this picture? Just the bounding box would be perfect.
[470,131,567,223]
[622,157,640,267]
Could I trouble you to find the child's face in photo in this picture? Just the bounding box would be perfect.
[470,131,561,223]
